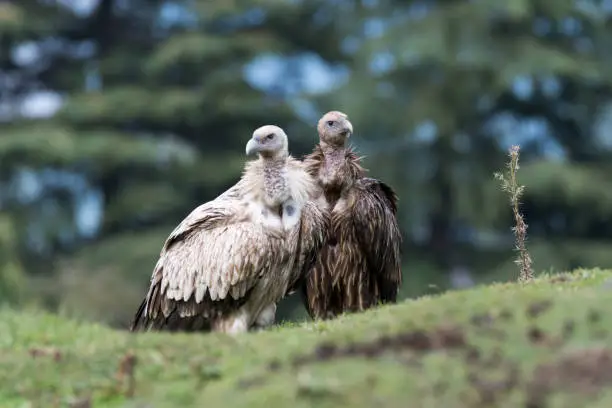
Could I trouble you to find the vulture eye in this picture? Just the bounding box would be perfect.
[266,133,274,140]
[327,120,335,127]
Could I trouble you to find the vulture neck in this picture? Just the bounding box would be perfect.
[319,141,347,175]
[318,141,352,206]
[260,155,289,206]
[320,141,346,156]
[316,140,365,204]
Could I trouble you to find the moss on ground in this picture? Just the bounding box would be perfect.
[2,268,612,407]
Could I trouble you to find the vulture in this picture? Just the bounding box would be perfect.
[301,110,402,320]
[130,125,328,334]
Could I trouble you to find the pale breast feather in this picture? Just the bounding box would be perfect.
[285,158,318,206]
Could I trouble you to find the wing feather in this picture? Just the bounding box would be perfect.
[351,177,402,303]
[161,182,245,252]
[286,200,330,296]
[130,188,288,332]
[163,220,286,303]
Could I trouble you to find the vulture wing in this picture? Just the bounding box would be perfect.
[352,177,402,303]
[286,200,329,295]
[130,189,288,331]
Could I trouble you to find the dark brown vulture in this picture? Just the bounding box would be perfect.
[129,125,328,334]
[301,111,402,320]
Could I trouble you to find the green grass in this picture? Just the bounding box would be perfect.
[3,268,612,407]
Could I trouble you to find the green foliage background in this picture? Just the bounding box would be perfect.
[2,0,612,327]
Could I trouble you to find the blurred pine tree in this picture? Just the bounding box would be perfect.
[311,0,612,293]
[1,0,349,325]
[3,0,612,325]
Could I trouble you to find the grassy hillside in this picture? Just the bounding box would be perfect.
[3,269,612,407]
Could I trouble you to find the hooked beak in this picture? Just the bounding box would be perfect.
[245,138,259,156]
[343,121,353,138]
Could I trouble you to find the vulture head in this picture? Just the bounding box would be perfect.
[246,125,289,160]
[317,110,353,147]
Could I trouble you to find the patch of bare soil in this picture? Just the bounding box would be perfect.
[526,347,612,405]
[526,300,553,319]
[549,274,574,284]
[465,345,612,407]
[588,309,602,324]
[284,302,612,407]
[461,345,612,407]
[292,324,467,367]
[466,364,520,406]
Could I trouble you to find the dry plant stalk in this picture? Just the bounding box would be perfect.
[494,145,534,283]
[116,352,137,398]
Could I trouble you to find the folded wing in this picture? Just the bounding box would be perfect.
[286,200,329,296]
[351,177,402,303]
[130,192,288,331]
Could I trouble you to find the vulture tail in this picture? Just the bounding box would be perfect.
[129,298,148,332]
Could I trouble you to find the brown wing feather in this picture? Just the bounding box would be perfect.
[130,263,253,332]
[351,177,402,303]
[130,194,287,332]
[286,200,330,296]
[302,145,324,178]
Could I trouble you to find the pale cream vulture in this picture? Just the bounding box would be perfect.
[130,125,328,334]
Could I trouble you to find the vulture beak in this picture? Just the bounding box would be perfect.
[343,121,353,138]
[245,138,259,156]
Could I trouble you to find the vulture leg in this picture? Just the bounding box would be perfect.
[252,303,277,330]
[211,309,250,335]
